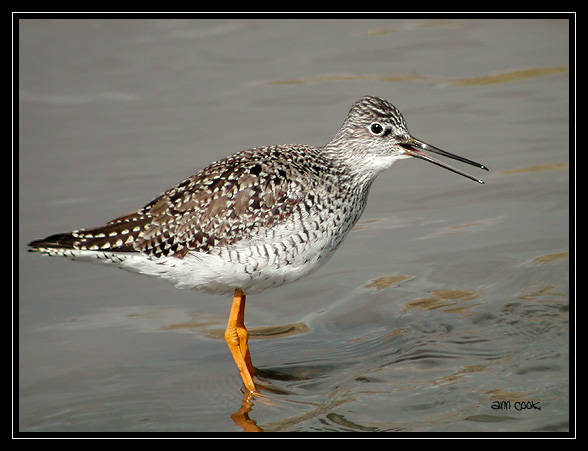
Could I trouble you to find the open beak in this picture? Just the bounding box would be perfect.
[399,137,488,184]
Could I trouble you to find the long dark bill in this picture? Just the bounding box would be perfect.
[400,138,488,184]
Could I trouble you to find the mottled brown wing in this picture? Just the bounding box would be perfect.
[128,145,324,258]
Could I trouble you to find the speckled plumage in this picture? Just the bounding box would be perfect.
[29,96,486,295]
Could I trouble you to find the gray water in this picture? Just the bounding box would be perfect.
[18,18,570,434]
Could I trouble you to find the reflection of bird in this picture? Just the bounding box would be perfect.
[29,96,487,392]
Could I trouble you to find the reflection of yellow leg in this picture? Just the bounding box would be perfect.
[225,288,256,392]
[231,390,262,432]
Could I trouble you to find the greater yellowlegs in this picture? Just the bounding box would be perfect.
[28,96,487,392]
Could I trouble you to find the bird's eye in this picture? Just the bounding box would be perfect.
[369,123,384,135]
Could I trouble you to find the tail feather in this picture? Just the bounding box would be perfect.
[28,205,157,255]
[28,226,137,254]
[28,232,79,251]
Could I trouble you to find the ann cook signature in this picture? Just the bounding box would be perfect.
[491,400,542,411]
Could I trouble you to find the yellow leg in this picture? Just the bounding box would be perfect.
[225,288,256,392]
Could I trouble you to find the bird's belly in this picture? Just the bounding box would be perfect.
[111,222,350,295]
[168,229,342,294]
